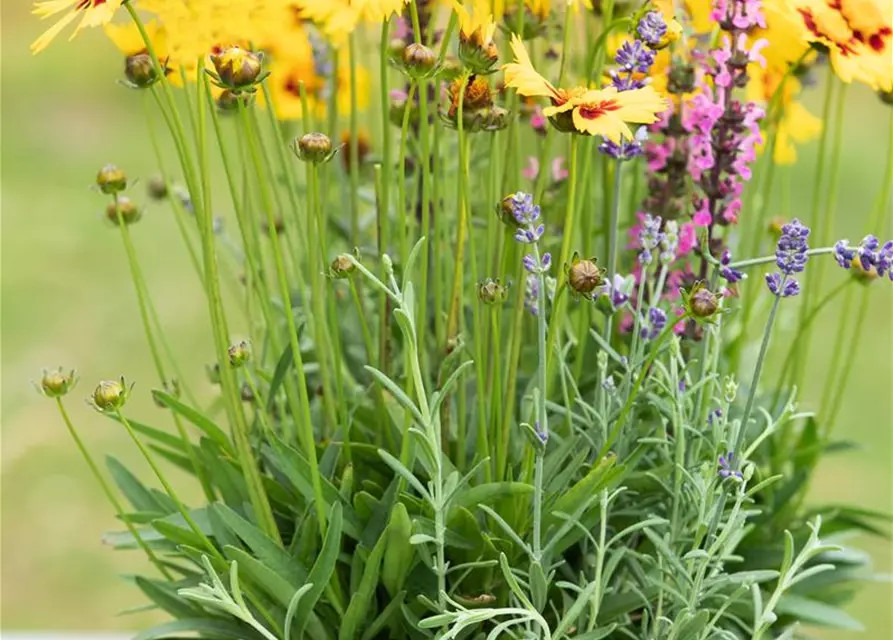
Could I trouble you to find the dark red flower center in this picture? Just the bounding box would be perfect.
[76,0,107,9]
[578,100,620,120]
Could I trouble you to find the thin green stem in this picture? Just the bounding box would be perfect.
[55,399,172,579]
[237,98,328,539]
[349,32,361,246]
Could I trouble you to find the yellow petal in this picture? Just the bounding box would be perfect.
[502,34,559,98]
[571,108,633,142]
[31,9,79,53]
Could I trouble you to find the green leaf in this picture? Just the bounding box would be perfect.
[339,528,389,640]
[213,503,306,585]
[360,590,406,640]
[775,593,865,630]
[132,618,253,640]
[545,455,618,533]
[378,449,430,501]
[381,502,414,597]
[294,502,344,639]
[151,389,233,454]
[571,624,617,640]
[134,577,202,619]
[450,482,533,513]
[364,366,425,427]
[267,330,303,411]
[110,416,188,452]
[106,456,172,514]
[224,545,297,608]
[553,580,600,638]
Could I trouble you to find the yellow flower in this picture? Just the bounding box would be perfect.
[264,52,370,120]
[791,0,893,91]
[502,34,668,141]
[748,72,821,164]
[454,0,498,45]
[31,0,124,54]
[297,0,409,42]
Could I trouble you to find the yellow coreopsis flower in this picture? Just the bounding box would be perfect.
[748,72,821,164]
[790,0,892,91]
[297,0,408,42]
[502,34,668,141]
[31,0,125,54]
[264,53,370,120]
[104,19,167,57]
[454,0,500,73]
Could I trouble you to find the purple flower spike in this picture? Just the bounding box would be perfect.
[877,241,893,279]
[640,306,668,340]
[720,249,746,283]
[718,451,743,479]
[615,40,656,74]
[775,218,810,275]
[636,11,667,46]
[834,239,856,269]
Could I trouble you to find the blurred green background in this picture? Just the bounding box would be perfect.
[1,1,891,634]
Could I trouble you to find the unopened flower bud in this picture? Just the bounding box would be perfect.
[294,132,335,164]
[240,382,255,403]
[92,378,129,412]
[105,197,142,225]
[210,46,264,90]
[402,43,437,77]
[124,53,159,88]
[478,278,508,304]
[96,164,127,194]
[330,254,356,278]
[147,175,168,200]
[567,253,604,298]
[723,375,738,403]
[39,368,76,397]
[228,341,251,368]
[690,286,719,318]
[216,90,243,112]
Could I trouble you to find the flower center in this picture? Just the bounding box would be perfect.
[76,0,107,9]
[578,100,620,120]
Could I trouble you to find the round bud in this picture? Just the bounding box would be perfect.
[690,286,719,318]
[216,90,242,112]
[147,175,168,201]
[211,46,263,89]
[568,258,602,295]
[240,382,256,403]
[96,164,127,195]
[402,43,437,75]
[124,53,158,88]
[92,379,127,412]
[295,132,334,164]
[330,254,356,278]
[477,278,508,304]
[105,197,142,225]
[40,368,76,397]
[228,341,251,368]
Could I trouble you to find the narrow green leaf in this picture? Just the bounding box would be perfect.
[224,545,296,608]
[381,503,415,597]
[151,389,233,454]
[106,456,171,514]
[775,594,864,630]
[132,618,252,640]
[134,577,202,619]
[364,366,425,426]
[360,590,407,640]
[294,502,343,639]
[450,482,533,513]
[339,529,389,640]
[378,450,430,501]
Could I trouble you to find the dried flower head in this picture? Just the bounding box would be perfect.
[96,164,127,195]
[401,42,439,79]
[38,367,77,398]
[685,281,720,319]
[105,197,142,225]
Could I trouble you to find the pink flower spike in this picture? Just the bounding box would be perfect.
[522,156,539,181]
[746,36,769,68]
[551,157,569,182]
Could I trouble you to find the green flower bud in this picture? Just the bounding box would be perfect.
[477,278,508,304]
[91,378,129,412]
[96,164,127,194]
[228,340,251,368]
[105,197,142,225]
[39,368,76,398]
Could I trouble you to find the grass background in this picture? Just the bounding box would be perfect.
[1,1,891,634]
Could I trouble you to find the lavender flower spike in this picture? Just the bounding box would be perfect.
[636,11,667,46]
[640,307,668,340]
[718,451,743,479]
[766,218,810,297]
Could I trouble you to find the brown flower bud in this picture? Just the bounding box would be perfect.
[147,175,168,200]
[124,53,159,88]
[478,278,508,304]
[96,164,127,194]
[330,254,356,278]
[567,254,603,297]
[690,286,719,318]
[402,43,437,76]
[105,197,142,225]
[295,132,335,164]
[211,46,263,90]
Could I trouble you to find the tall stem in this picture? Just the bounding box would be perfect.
[55,399,172,579]
[531,240,549,562]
